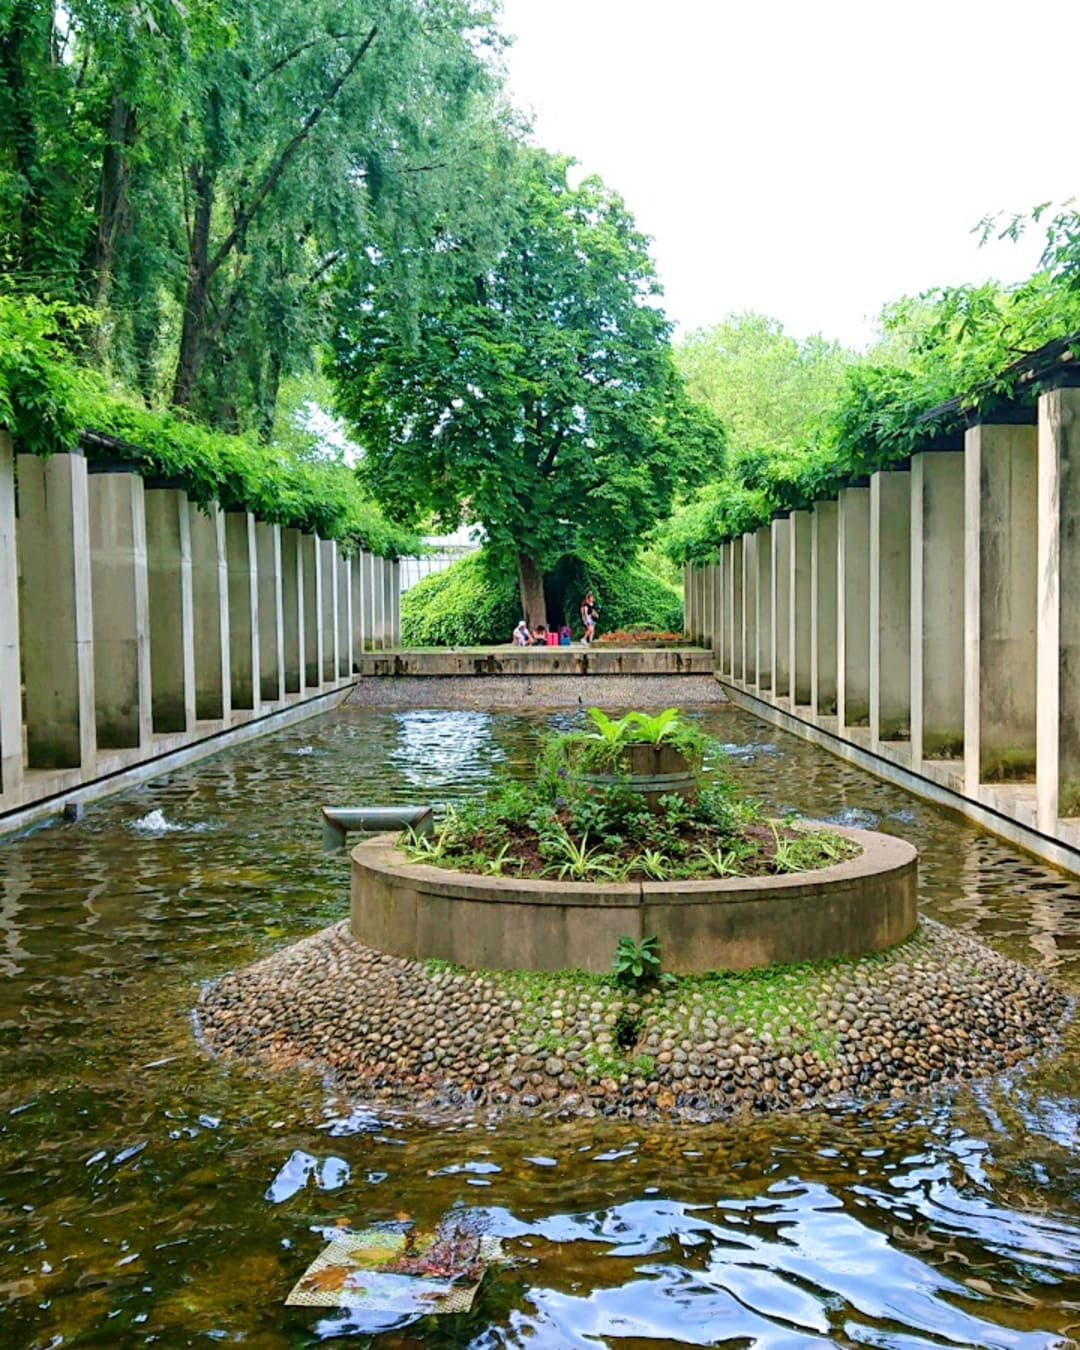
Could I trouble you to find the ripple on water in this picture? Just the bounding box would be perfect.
[1,704,1080,1345]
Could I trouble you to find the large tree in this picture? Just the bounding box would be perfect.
[330,148,723,626]
[0,0,504,434]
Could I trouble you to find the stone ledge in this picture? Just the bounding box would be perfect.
[353,647,713,677]
[350,826,917,974]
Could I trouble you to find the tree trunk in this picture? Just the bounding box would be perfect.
[517,554,547,631]
[171,164,214,409]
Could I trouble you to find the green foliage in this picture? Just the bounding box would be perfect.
[657,262,1080,564]
[400,546,682,646]
[0,294,414,555]
[0,296,96,455]
[612,935,662,990]
[1,0,507,434]
[330,145,722,616]
[400,550,520,647]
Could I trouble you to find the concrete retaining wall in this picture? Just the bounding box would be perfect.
[685,379,1080,875]
[350,827,917,973]
[0,435,400,834]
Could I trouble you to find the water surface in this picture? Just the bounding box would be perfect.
[2,705,1080,1347]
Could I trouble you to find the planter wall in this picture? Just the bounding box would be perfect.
[350,826,918,974]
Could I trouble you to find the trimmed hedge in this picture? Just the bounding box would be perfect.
[401,549,683,646]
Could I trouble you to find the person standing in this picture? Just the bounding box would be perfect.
[580,590,598,644]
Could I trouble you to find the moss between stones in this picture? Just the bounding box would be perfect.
[196,919,1069,1123]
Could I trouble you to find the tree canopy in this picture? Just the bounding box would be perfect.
[329,147,724,624]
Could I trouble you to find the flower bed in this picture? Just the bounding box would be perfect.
[402,708,858,883]
[595,629,688,646]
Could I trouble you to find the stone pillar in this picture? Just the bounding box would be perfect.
[225,511,259,711]
[870,469,911,746]
[771,516,791,699]
[17,452,96,770]
[339,550,353,675]
[366,553,382,651]
[910,453,964,767]
[964,421,1038,793]
[1037,385,1080,826]
[723,541,736,678]
[351,552,366,656]
[301,533,322,686]
[189,502,230,723]
[742,534,757,686]
[320,539,338,683]
[255,522,285,704]
[712,548,724,663]
[684,563,694,639]
[382,554,394,648]
[88,471,151,749]
[280,527,303,695]
[754,525,772,692]
[790,510,813,706]
[145,488,195,733]
[838,484,871,729]
[729,539,743,681]
[811,501,838,716]
[0,432,23,795]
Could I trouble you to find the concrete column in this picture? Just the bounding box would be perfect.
[790,510,813,706]
[771,516,791,699]
[684,563,694,639]
[754,526,772,692]
[810,501,838,717]
[725,541,738,678]
[225,511,260,711]
[301,533,322,685]
[320,539,338,683]
[838,485,870,729]
[88,471,151,749]
[339,550,353,676]
[742,535,757,686]
[382,555,394,648]
[255,522,285,704]
[189,502,230,723]
[145,488,195,733]
[911,454,964,767]
[351,552,366,656]
[964,421,1038,793]
[1037,385,1080,826]
[17,451,96,770]
[870,470,911,746]
[0,432,23,795]
[710,549,722,662]
[365,553,380,651]
[281,528,303,695]
[731,539,744,681]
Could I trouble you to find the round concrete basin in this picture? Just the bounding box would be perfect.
[350,826,918,974]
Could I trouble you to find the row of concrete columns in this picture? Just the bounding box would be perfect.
[0,439,401,813]
[685,382,1080,849]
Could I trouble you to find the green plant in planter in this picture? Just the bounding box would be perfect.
[612,934,663,988]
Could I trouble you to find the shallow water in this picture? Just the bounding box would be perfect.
[2,704,1080,1347]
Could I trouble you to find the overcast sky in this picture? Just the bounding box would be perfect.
[497,0,1078,349]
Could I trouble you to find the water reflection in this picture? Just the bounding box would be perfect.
[0,704,1079,1345]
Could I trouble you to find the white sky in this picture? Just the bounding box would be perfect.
[497,0,1078,350]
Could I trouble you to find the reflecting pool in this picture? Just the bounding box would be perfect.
[1,705,1079,1346]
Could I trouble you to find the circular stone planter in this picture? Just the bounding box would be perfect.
[350,826,917,975]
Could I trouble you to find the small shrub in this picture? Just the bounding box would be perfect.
[612,935,662,989]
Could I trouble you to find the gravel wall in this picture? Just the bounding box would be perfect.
[197,919,1069,1123]
[346,674,728,710]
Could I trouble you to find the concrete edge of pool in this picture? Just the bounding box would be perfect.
[349,826,918,974]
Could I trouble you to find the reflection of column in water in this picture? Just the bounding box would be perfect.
[0,854,34,976]
[950,830,984,929]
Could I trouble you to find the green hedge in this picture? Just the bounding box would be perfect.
[401,549,683,646]
[0,296,416,557]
